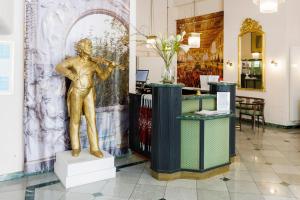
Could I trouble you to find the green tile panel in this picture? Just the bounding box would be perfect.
[202,98,216,110]
[180,120,200,170]
[204,118,230,170]
[181,94,216,100]
[182,100,199,113]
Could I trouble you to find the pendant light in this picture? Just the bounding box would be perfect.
[146,0,157,45]
[253,0,285,13]
[188,0,201,48]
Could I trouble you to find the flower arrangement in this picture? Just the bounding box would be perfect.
[147,32,186,84]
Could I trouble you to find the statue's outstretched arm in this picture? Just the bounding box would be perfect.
[56,58,77,81]
[95,62,115,81]
[91,56,114,66]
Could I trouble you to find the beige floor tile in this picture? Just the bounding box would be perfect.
[271,165,300,175]
[250,172,282,183]
[244,162,275,172]
[264,157,293,165]
[260,150,285,158]
[277,174,300,185]
[288,185,300,198]
[60,192,95,200]
[107,171,141,184]
[101,181,136,199]
[226,180,260,194]
[257,182,294,197]
[230,193,264,200]
[35,189,64,200]
[197,190,230,200]
[165,187,197,200]
[263,195,298,200]
[0,189,26,200]
[196,177,228,192]
[0,177,28,193]
[138,172,167,186]
[130,184,165,200]
[223,171,253,181]
[229,161,248,171]
[167,179,196,189]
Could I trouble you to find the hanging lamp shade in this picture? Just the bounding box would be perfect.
[146,0,157,46]
[188,32,201,48]
[187,0,201,49]
[146,35,157,45]
[253,0,285,13]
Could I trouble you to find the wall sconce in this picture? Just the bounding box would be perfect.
[226,60,233,68]
[271,60,278,67]
[252,52,260,59]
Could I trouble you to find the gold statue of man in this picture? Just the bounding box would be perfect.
[56,38,116,158]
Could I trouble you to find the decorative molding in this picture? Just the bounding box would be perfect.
[240,18,263,35]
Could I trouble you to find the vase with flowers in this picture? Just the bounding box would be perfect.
[148,32,186,84]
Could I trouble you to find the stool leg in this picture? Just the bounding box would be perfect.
[254,115,256,131]
[239,112,242,131]
[262,115,265,132]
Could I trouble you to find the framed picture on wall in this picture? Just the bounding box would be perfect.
[0,41,14,95]
[251,32,262,53]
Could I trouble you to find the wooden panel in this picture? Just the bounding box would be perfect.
[151,86,182,173]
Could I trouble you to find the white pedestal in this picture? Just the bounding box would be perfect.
[54,150,116,188]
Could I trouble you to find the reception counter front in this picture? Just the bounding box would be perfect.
[129,82,236,180]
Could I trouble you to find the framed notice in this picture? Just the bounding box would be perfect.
[217,92,230,113]
[0,41,14,95]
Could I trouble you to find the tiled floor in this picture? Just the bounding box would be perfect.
[1,125,300,200]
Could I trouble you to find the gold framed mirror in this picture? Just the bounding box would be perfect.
[238,18,265,91]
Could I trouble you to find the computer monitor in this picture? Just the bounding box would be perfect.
[136,69,149,83]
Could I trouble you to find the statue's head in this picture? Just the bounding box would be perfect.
[75,38,92,57]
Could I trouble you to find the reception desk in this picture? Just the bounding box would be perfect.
[129,82,236,180]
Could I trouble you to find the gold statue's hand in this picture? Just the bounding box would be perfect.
[67,72,79,82]
[91,56,102,64]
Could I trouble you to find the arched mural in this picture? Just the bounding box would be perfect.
[24,0,130,173]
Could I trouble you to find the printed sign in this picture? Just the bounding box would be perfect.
[217,92,230,113]
[0,41,13,95]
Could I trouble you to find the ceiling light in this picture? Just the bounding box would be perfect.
[146,35,157,45]
[187,0,201,48]
[146,0,157,46]
[253,0,285,13]
[188,32,201,48]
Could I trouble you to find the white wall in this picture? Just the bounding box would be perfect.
[286,1,300,123]
[0,0,24,175]
[224,0,300,126]
[0,0,14,34]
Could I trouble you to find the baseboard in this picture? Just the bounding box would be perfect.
[265,122,300,129]
[239,119,300,129]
